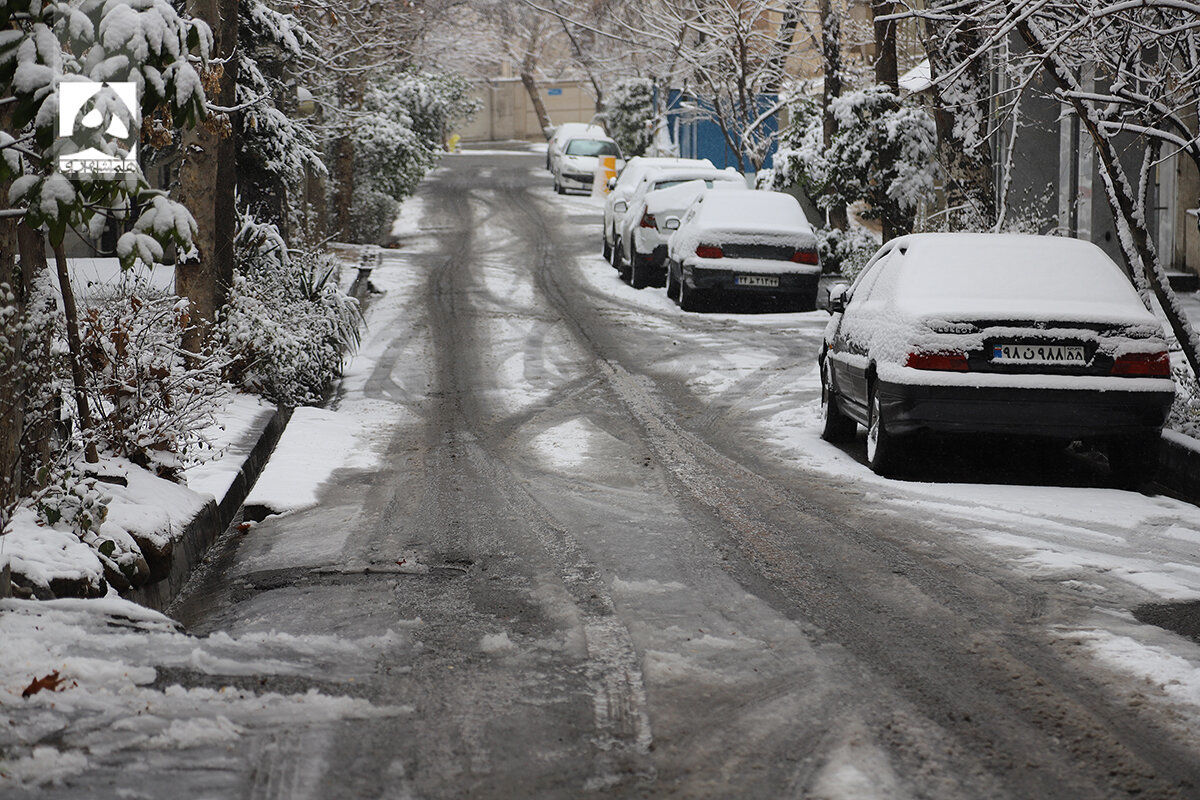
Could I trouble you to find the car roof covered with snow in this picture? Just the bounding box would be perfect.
[689,190,812,236]
[644,178,747,215]
[551,122,605,143]
[883,233,1158,324]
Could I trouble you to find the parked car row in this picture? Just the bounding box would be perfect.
[599,156,823,311]
[542,127,1175,484]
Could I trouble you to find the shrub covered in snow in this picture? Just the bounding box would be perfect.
[603,78,654,158]
[773,87,937,242]
[1170,364,1200,440]
[216,213,361,405]
[340,71,479,243]
[78,289,227,479]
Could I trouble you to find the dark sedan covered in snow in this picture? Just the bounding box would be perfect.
[819,233,1176,482]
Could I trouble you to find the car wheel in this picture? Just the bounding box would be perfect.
[679,278,705,312]
[602,236,612,261]
[630,251,650,289]
[820,361,857,443]
[666,267,680,300]
[1107,435,1160,490]
[611,237,623,270]
[866,388,901,476]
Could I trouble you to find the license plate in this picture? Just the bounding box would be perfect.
[992,343,1086,364]
[736,275,779,287]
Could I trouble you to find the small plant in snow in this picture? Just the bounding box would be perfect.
[1170,364,1200,440]
[33,466,110,537]
[216,212,361,405]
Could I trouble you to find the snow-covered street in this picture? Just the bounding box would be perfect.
[10,147,1200,798]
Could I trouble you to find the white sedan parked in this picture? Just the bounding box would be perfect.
[621,178,749,289]
[546,122,605,171]
[613,167,746,283]
[602,157,713,261]
[554,136,624,194]
[666,190,821,312]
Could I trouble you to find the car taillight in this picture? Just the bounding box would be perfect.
[1112,351,1170,377]
[791,249,819,265]
[905,351,969,372]
[695,245,723,259]
[640,212,657,228]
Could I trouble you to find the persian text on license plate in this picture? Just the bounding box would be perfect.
[736,275,779,287]
[992,343,1085,364]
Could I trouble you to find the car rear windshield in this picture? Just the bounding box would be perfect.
[566,139,620,157]
[894,237,1146,316]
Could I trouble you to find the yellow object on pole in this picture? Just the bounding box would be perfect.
[593,156,618,195]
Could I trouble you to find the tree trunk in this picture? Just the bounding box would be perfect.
[332,132,356,240]
[766,1,804,96]
[820,0,848,230]
[925,2,996,228]
[0,182,23,524]
[1015,16,1200,380]
[520,52,552,138]
[51,242,98,464]
[872,1,899,92]
[16,223,53,493]
[175,0,239,354]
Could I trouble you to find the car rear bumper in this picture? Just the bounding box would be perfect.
[685,267,819,296]
[876,378,1174,439]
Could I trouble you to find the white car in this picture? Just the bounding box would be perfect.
[614,168,747,287]
[666,190,821,312]
[546,122,605,171]
[553,136,624,194]
[602,157,713,261]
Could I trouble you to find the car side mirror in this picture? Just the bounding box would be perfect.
[664,217,680,231]
[607,177,617,191]
[826,283,849,314]
[614,201,627,213]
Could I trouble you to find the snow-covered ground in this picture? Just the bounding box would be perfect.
[546,180,1200,737]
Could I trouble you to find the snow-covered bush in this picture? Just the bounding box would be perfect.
[33,468,110,537]
[1170,364,1200,439]
[78,290,227,479]
[237,0,325,233]
[216,214,361,405]
[603,78,654,158]
[817,226,879,280]
[825,86,938,236]
[773,88,937,240]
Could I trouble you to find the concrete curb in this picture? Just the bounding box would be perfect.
[1157,431,1200,503]
[127,406,293,612]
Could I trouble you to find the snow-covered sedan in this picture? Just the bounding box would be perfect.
[553,136,624,194]
[614,167,747,286]
[602,156,713,261]
[819,233,1176,481]
[546,122,605,171]
[665,190,820,311]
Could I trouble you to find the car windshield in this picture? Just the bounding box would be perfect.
[566,139,620,157]
[654,179,723,191]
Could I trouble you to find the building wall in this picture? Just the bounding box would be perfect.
[456,79,600,142]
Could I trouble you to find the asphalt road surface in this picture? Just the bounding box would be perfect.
[71,148,1200,798]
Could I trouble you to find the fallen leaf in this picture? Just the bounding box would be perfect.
[21,671,70,698]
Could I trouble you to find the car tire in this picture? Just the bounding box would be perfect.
[866,387,901,476]
[679,278,705,312]
[666,267,680,300]
[611,236,623,270]
[820,361,857,443]
[602,236,612,261]
[1107,435,1160,490]
[630,252,650,289]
